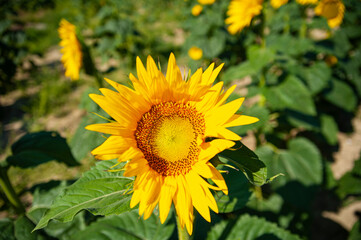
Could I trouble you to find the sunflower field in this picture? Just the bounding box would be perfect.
[1,0,361,239]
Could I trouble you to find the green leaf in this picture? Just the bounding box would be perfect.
[321,114,339,145]
[14,216,43,240]
[337,172,361,199]
[29,184,86,240]
[33,160,133,231]
[0,218,15,240]
[246,193,284,214]
[221,62,255,85]
[247,45,276,71]
[6,131,79,168]
[324,79,357,112]
[215,161,251,213]
[267,34,313,57]
[204,30,226,58]
[72,210,174,240]
[265,75,316,116]
[261,138,322,188]
[349,220,361,240]
[207,214,302,240]
[219,142,268,186]
[70,114,107,161]
[300,62,331,95]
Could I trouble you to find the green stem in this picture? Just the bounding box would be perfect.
[254,186,263,201]
[0,166,25,213]
[176,215,190,240]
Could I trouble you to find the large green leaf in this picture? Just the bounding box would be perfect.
[267,34,313,57]
[299,62,331,95]
[70,114,107,161]
[207,214,301,240]
[72,210,174,240]
[33,160,133,231]
[324,79,357,112]
[6,131,79,168]
[71,88,108,161]
[219,141,268,186]
[265,75,316,116]
[214,161,251,213]
[221,45,275,84]
[0,218,15,240]
[14,216,43,240]
[27,181,85,240]
[221,62,256,85]
[247,45,276,71]
[259,138,322,188]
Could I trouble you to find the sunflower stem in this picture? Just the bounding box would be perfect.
[0,165,25,214]
[176,215,190,240]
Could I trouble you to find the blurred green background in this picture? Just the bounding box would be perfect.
[1,0,361,239]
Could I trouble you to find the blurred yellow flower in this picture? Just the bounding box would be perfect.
[192,4,203,16]
[315,0,345,28]
[225,0,263,35]
[271,0,288,9]
[198,0,215,5]
[86,53,259,235]
[296,0,318,4]
[188,47,203,60]
[325,55,338,66]
[58,19,82,80]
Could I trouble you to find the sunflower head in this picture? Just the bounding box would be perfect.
[198,0,215,5]
[58,19,82,80]
[296,0,318,5]
[271,0,288,9]
[225,0,263,35]
[188,46,203,60]
[191,4,203,16]
[315,0,345,28]
[86,53,258,234]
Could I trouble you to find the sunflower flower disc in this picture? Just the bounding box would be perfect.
[86,53,259,234]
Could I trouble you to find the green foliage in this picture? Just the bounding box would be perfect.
[0,218,16,240]
[219,141,268,186]
[2,0,361,239]
[265,75,316,116]
[207,214,301,240]
[337,153,361,200]
[215,163,251,213]
[72,211,175,240]
[33,160,133,231]
[258,138,322,189]
[6,131,79,168]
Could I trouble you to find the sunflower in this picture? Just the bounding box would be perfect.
[86,53,258,234]
[296,0,318,5]
[191,4,203,16]
[271,0,288,9]
[225,0,263,35]
[188,46,203,60]
[58,19,82,80]
[315,0,345,28]
[198,0,215,5]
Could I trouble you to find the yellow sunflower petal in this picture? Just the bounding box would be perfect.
[199,139,235,161]
[223,114,259,127]
[159,176,177,223]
